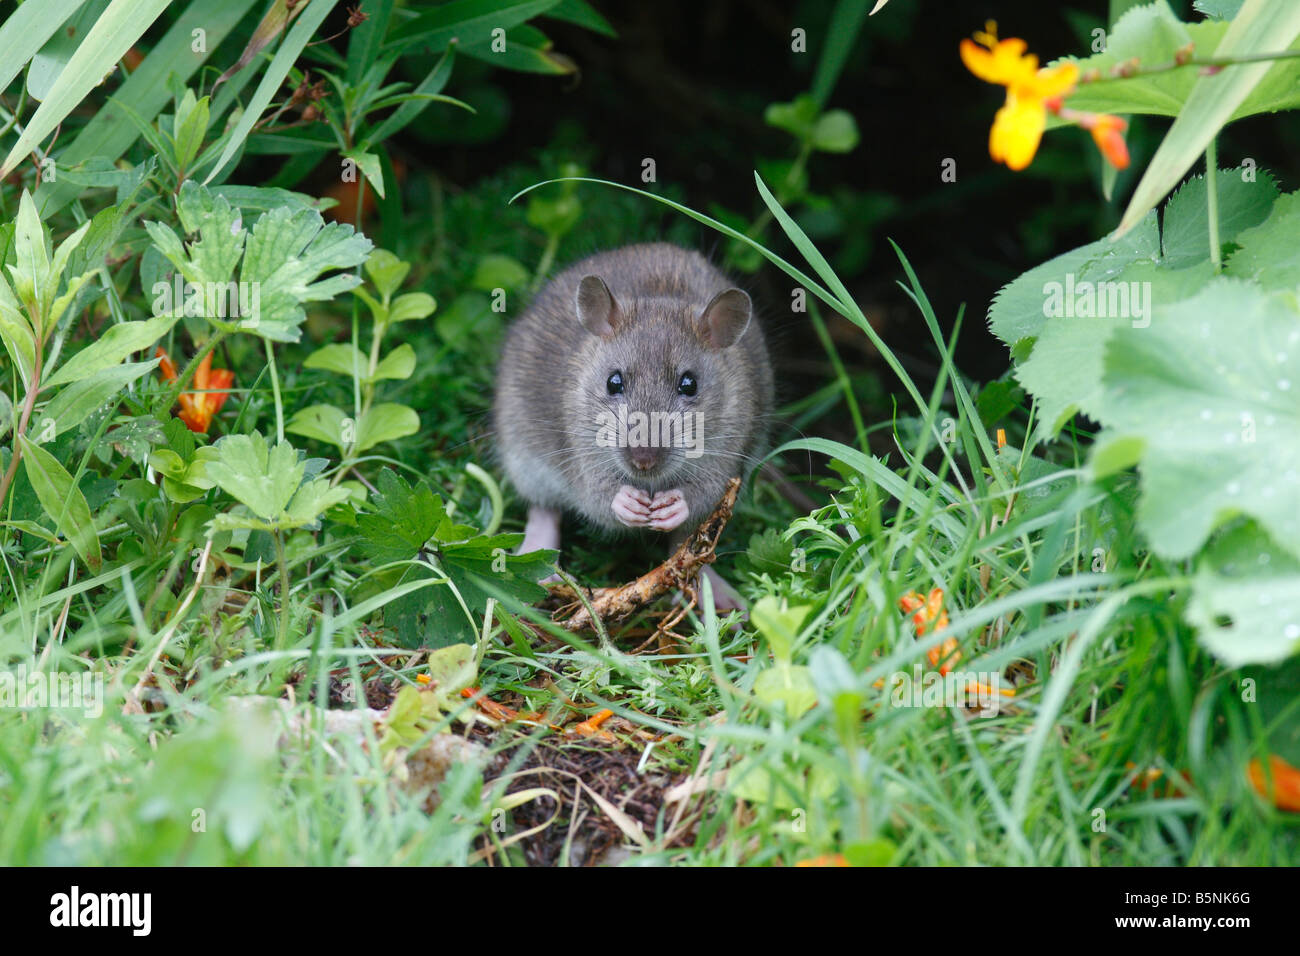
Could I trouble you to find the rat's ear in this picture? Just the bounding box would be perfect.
[576,275,622,337]
[698,288,751,349]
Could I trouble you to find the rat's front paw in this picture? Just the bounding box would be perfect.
[648,489,689,531]
[612,485,654,527]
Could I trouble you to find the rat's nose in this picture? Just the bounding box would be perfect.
[628,444,664,471]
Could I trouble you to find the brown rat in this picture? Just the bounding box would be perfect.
[493,242,773,608]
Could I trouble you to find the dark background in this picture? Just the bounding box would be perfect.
[297,0,1300,451]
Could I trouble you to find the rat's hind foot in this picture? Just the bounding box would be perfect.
[699,564,746,614]
[519,506,561,554]
[613,485,654,527]
[648,489,689,531]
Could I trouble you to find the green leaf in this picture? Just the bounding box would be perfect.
[304,343,366,378]
[43,314,178,389]
[371,344,415,382]
[364,249,410,300]
[35,0,257,216]
[356,402,419,452]
[1,0,173,178]
[987,212,1160,352]
[764,95,819,140]
[205,433,303,521]
[238,205,373,342]
[750,596,813,663]
[26,1,109,103]
[356,468,445,563]
[810,110,859,153]
[343,148,385,199]
[0,0,85,97]
[18,434,100,570]
[1159,168,1277,265]
[1015,259,1215,439]
[471,254,529,292]
[286,404,349,451]
[0,278,37,389]
[753,663,818,718]
[1194,0,1245,19]
[1186,522,1300,665]
[425,643,477,709]
[1092,279,1300,561]
[43,359,158,436]
[173,91,211,172]
[1226,189,1300,290]
[203,0,344,184]
[1114,0,1300,237]
[386,0,561,54]
[389,292,435,324]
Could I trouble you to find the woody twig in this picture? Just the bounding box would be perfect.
[555,477,741,634]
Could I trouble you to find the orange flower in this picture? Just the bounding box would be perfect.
[1084,113,1131,170]
[899,588,958,675]
[1247,755,1300,812]
[961,22,1130,171]
[960,23,1078,171]
[156,347,234,434]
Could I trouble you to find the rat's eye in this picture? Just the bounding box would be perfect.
[677,372,697,396]
[606,371,624,395]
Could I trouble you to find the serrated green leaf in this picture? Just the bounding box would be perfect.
[1093,279,1300,561]
[987,212,1160,351]
[1159,168,1278,265]
[1226,189,1300,290]
[205,432,303,521]
[356,469,444,563]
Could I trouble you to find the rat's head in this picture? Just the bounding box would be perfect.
[572,273,752,487]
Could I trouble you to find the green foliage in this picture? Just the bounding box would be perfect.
[145,181,373,342]
[356,469,552,648]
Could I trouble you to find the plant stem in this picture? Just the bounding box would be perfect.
[263,337,285,444]
[1206,137,1221,271]
[274,529,290,649]
[1080,48,1300,84]
[532,234,560,291]
[0,345,43,507]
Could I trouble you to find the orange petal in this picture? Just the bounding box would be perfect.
[155,347,179,383]
[1089,114,1130,170]
[1247,755,1300,812]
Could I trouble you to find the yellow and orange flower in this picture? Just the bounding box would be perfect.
[961,22,1129,172]
[156,347,234,434]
